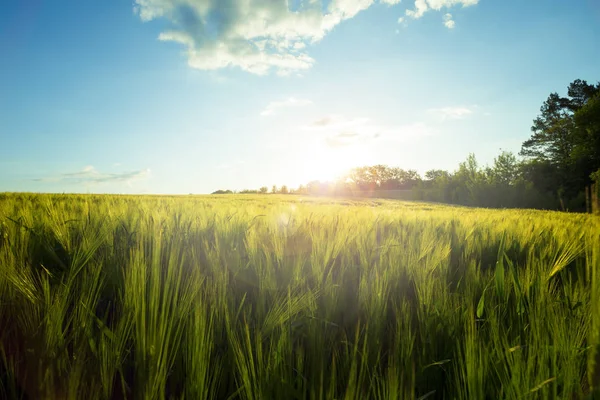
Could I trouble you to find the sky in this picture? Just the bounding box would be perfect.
[1,0,599,194]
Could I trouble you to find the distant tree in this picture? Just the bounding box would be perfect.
[399,169,422,188]
[456,154,481,181]
[280,185,289,194]
[425,169,450,181]
[271,185,278,194]
[369,165,391,186]
[259,186,268,194]
[296,184,307,194]
[450,154,487,205]
[487,151,519,185]
[345,167,373,190]
[212,190,233,194]
[344,165,421,191]
[307,180,332,195]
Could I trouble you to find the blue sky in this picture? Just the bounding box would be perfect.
[1,0,599,194]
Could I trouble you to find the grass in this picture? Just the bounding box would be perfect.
[0,192,599,399]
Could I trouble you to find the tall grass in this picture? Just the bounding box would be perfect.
[0,193,599,399]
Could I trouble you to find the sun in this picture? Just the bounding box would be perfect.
[295,145,373,184]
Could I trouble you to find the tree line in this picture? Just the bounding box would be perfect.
[213,79,600,212]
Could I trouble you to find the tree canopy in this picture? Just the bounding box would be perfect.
[520,79,600,206]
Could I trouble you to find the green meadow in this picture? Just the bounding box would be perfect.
[1,193,599,399]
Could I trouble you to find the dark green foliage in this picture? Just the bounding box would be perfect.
[520,79,600,210]
[414,152,558,209]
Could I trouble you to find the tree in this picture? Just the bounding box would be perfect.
[425,169,450,181]
[521,92,576,166]
[307,181,320,194]
[488,151,519,185]
[296,184,307,194]
[271,185,278,194]
[522,80,599,162]
[346,167,376,190]
[280,185,289,194]
[369,165,391,186]
[344,165,422,191]
[574,92,600,173]
[520,79,600,206]
[451,154,486,205]
[456,154,482,182]
[398,169,422,188]
[259,186,268,194]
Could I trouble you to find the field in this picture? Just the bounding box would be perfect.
[1,193,599,399]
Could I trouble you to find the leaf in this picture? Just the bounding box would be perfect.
[495,233,506,298]
[495,257,505,299]
[508,345,524,353]
[516,298,525,316]
[423,359,451,370]
[506,255,523,295]
[530,377,556,393]
[476,289,486,319]
[417,390,437,400]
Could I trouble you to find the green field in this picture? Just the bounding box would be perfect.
[1,193,599,399]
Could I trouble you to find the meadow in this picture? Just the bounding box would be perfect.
[0,193,599,399]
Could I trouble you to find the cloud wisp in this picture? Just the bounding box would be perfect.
[405,0,479,26]
[135,0,478,75]
[443,13,455,29]
[261,97,313,116]
[305,114,434,148]
[428,106,476,120]
[34,166,151,186]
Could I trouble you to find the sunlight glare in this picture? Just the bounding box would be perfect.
[297,144,374,183]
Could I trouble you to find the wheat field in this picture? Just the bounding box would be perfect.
[0,193,599,399]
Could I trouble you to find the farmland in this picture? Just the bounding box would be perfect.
[1,193,599,399]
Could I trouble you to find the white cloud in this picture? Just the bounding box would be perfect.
[135,0,406,75]
[405,0,479,20]
[406,0,428,18]
[305,114,434,147]
[34,166,151,186]
[428,106,476,120]
[443,13,455,29]
[426,0,479,10]
[261,97,313,116]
